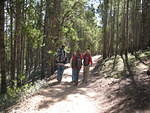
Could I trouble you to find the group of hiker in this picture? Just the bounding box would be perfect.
[56,45,93,86]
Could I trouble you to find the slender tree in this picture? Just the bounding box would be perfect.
[42,0,62,77]
[15,0,23,86]
[102,0,109,59]
[0,0,7,94]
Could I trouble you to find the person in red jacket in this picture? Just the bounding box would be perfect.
[70,50,82,86]
[82,49,92,83]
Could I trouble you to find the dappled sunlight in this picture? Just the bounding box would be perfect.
[116,57,124,72]
[6,54,150,113]
[94,72,150,113]
[1,0,150,111]
[135,63,149,73]
[36,80,99,113]
[37,93,98,113]
[7,56,101,113]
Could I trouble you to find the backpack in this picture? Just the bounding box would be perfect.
[71,55,82,69]
[56,48,66,63]
[83,55,90,66]
[76,56,82,69]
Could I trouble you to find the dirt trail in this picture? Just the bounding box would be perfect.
[5,55,150,113]
[7,56,102,113]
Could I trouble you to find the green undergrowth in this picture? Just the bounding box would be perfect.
[129,49,150,64]
[0,79,49,112]
[98,49,150,79]
[100,55,124,78]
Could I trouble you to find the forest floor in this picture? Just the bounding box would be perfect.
[4,51,150,113]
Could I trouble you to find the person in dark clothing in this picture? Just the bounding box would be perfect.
[70,50,82,86]
[56,45,66,82]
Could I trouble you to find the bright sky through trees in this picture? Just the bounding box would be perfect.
[88,0,101,25]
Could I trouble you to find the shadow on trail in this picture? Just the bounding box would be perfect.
[103,74,150,113]
[36,76,98,110]
[36,55,102,110]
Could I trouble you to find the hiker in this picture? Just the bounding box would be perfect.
[82,49,93,83]
[70,50,82,86]
[56,45,67,82]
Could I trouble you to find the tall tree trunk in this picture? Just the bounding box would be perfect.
[108,0,115,57]
[15,0,22,86]
[37,0,43,72]
[42,0,62,78]
[10,0,15,85]
[124,0,132,75]
[113,0,120,69]
[5,1,9,76]
[142,0,150,48]
[41,0,49,79]
[0,0,7,94]
[102,0,109,59]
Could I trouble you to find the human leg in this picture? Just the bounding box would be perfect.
[72,69,79,85]
[83,66,89,83]
[72,69,76,82]
[57,65,64,82]
[83,66,86,82]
